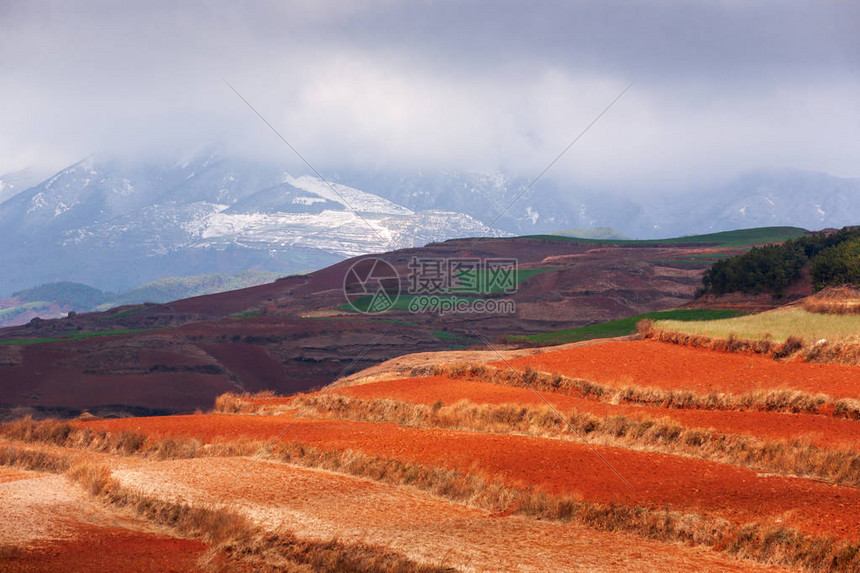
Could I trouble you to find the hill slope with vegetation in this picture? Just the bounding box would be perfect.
[702,226,860,296]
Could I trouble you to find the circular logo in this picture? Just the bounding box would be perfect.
[343,258,401,314]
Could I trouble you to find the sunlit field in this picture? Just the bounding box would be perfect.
[655,307,860,344]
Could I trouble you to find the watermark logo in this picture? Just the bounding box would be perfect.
[343,256,518,315]
[343,258,401,314]
[407,257,519,295]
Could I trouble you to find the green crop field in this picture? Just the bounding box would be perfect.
[512,308,746,346]
[0,328,155,346]
[523,226,808,248]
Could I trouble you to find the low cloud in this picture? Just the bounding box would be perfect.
[1,0,858,191]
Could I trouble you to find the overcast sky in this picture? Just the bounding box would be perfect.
[1,0,858,192]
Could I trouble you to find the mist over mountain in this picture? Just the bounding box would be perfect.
[1,151,858,297]
[0,153,506,295]
[0,168,50,205]
[329,167,860,237]
[690,169,860,232]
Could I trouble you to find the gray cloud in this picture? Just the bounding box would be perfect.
[1,0,858,191]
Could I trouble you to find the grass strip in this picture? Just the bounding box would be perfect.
[510,309,745,345]
[0,328,155,346]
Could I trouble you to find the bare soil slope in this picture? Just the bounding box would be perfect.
[0,237,755,417]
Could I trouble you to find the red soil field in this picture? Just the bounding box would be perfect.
[1,449,788,572]
[3,524,208,573]
[113,456,789,573]
[79,414,860,541]
[77,413,293,443]
[333,376,860,448]
[498,340,860,398]
[0,466,211,572]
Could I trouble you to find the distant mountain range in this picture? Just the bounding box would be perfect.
[0,154,506,295]
[0,271,285,328]
[1,152,858,296]
[330,167,860,237]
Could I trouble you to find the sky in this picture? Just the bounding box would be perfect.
[1,0,858,192]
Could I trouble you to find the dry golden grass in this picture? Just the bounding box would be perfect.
[214,391,276,414]
[0,446,455,573]
[643,325,860,366]
[0,416,264,461]
[293,394,860,487]
[0,444,73,473]
[70,459,455,572]
[433,364,860,421]
[654,308,860,344]
[646,308,860,365]
[802,287,860,315]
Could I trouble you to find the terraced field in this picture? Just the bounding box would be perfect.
[500,339,860,398]
[0,466,209,572]
[1,336,858,571]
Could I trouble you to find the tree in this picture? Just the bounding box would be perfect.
[811,237,860,290]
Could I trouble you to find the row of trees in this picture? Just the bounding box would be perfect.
[702,226,860,296]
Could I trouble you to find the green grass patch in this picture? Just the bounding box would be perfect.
[430,329,473,345]
[230,309,261,319]
[0,328,156,346]
[656,307,860,344]
[523,226,808,248]
[513,309,746,346]
[371,318,419,326]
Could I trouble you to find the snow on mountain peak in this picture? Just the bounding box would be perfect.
[284,174,413,216]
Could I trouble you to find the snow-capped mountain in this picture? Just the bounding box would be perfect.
[0,167,51,206]
[0,154,508,294]
[1,151,858,296]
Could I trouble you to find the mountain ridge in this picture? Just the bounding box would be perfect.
[0,154,508,295]
[2,154,857,296]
